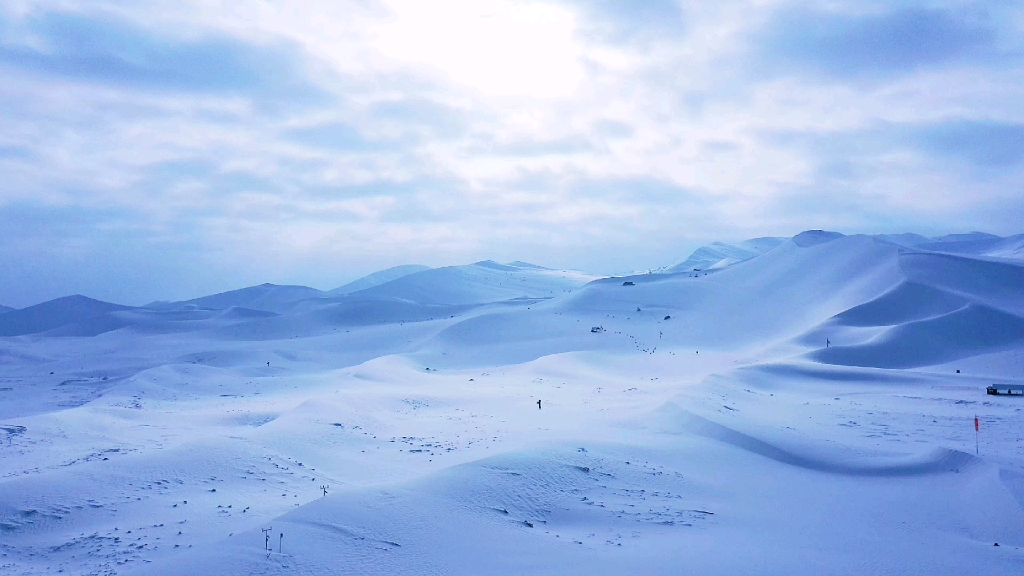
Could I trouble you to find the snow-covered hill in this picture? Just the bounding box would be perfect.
[344,260,596,305]
[916,232,1024,260]
[0,295,134,337]
[661,237,785,272]
[809,250,1024,368]
[146,283,327,313]
[329,264,432,295]
[2,231,1023,576]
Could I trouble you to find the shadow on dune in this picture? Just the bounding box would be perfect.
[657,403,976,477]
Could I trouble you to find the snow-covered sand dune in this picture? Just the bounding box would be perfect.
[146,284,328,314]
[660,237,785,272]
[1,232,1023,575]
[344,260,595,305]
[0,296,134,337]
[329,264,432,295]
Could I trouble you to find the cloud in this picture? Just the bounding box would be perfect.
[756,116,1024,235]
[0,144,33,159]
[0,10,324,101]
[764,117,1024,172]
[570,0,686,43]
[1,0,1023,305]
[757,6,996,79]
[474,135,597,157]
[914,120,1024,167]
[285,122,390,152]
[369,0,586,98]
[0,201,218,306]
[370,98,470,138]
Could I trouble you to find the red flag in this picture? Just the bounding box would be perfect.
[975,417,980,432]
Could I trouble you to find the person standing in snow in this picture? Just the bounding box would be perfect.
[537,399,542,410]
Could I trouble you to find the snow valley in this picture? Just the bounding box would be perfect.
[1,232,1023,575]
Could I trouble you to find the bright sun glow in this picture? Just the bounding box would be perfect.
[371,0,584,98]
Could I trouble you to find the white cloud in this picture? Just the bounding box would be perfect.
[371,0,585,98]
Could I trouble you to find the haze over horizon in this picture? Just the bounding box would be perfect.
[0,229,1019,309]
[2,1,1023,305]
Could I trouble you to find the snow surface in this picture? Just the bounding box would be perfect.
[329,265,432,295]
[1,232,1023,575]
[146,284,328,314]
[342,260,596,305]
[660,237,785,272]
[0,296,134,337]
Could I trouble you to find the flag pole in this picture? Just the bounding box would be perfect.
[974,415,979,455]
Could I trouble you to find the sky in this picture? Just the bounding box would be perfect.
[1,0,1022,307]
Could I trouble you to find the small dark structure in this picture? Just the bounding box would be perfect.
[591,326,604,333]
[622,281,635,286]
[664,315,671,320]
[262,527,273,555]
[987,385,1024,395]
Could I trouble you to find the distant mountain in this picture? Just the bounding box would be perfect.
[986,235,1024,259]
[347,261,596,305]
[431,231,1024,368]
[874,233,932,247]
[791,230,845,247]
[0,304,13,314]
[330,265,432,295]
[506,261,548,270]
[0,295,134,336]
[147,283,326,313]
[929,232,1001,244]
[472,260,522,272]
[914,232,1024,260]
[662,237,786,273]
